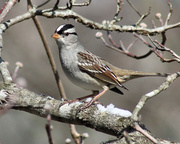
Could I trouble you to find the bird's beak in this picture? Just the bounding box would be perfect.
[51,33,60,39]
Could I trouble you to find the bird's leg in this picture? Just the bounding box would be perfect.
[59,91,99,108]
[77,90,99,101]
[63,90,99,104]
[81,86,109,109]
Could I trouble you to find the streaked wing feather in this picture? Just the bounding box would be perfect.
[77,51,126,90]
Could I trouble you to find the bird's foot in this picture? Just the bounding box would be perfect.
[59,98,80,108]
[80,99,101,110]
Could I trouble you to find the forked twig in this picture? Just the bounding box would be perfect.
[154,40,180,59]
[110,0,123,24]
[97,31,153,59]
[147,34,180,63]
[132,71,180,121]
[136,7,151,26]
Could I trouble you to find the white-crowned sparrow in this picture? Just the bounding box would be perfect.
[52,24,167,108]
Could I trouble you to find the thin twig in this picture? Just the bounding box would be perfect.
[12,62,23,81]
[161,32,167,45]
[110,0,123,24]
[123,131,133,144]
[44,104,54,144]
[136,7,151,26]
[66,0,91,10]
[69,0,92,7]
[28,4,83,144]
[132,71,180,121]
[0,0,18,23]
[151,20,156,28]
[53,0,60,10]
[165,0,173,26]
[45,114,53,144]
[126,38,138,51]
[37,0,51,8]
[69,124,80,144]
[133,122,158,144]
[133,33,153,48]
[156,13,164,26]
[119,40,127,52]
[154,40,180,60]
[107,31,119,48]
[126,0,141,17]
[135,33,180,63]
[148,34,180,63]
[101,33,152,59]
[31,16,66,99]
[0,60,13,83]
[27,0,33,10]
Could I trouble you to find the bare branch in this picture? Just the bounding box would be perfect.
[133,33,153,48]
[0,0,18,23]
[151,20,156,28]
[155,40,180,59]
[133,122,158,144]
[31,16,66,99]
[126,0,141,17]
[122,131,133,144]
[70,0,92,7]
[110,0,123,24]
[97,32,153,59]
[1,80,176,143]
[165,0,173,26]
[161,31,167,45]
[0,6,180,36]
[147,35,180,63]
[45,112,54,144]
[0,83,133,136]
[69,124,81,144]
[27,0,33,10]
[136,7,151,26]
[132,71,180,121]
[0,60,12,83]
[37,0,51,8]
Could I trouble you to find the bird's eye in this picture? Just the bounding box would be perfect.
[64,33,69,36]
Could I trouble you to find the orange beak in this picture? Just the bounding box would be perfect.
[51,33,60,39]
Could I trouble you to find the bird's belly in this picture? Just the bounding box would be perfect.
[64,69,105,90]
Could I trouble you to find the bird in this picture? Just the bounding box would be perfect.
[52,24,168,109]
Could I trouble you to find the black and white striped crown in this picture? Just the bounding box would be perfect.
[55,24,77,35]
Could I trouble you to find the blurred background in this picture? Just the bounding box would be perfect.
[0,0,180,143]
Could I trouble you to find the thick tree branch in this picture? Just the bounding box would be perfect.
[0,81,133,136]
[0,81,177,144]
[0,7,180,36]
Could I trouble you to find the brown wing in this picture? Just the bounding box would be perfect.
[77,50,127,90]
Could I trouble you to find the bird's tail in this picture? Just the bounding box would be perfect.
[112,68,169,83]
